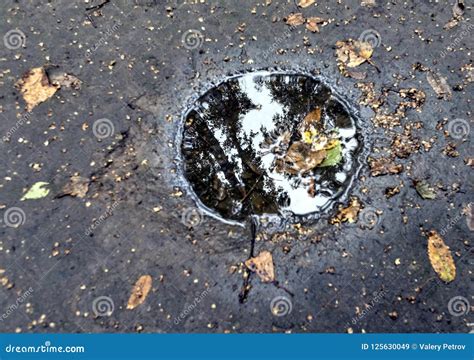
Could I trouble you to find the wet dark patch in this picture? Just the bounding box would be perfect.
[181,72,363,222]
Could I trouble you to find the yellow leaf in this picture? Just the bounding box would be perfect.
[330,197,361,224]
[16,67,58,111]
[126,275,153,310]
[335,40,374,68]
[245,251,275,282]
[427,231,456,283]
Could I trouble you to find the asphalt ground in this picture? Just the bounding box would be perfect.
[0,0,472,333]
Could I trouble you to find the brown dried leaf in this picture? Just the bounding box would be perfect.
[427,231,456,283]
[426,71,452,100]
[303,107,322,125]
[286,13,305,26]
[335,40,374,68]
[330,197,361,224]
[369,157,403,176]
[16,67,58,111]
[305,17,325,32]
[245,251,275,282]
[127,275,153,310]
[60,176,89,198]
[276,142,326,175]
[298,0,315,8]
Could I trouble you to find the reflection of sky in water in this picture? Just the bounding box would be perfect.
[236,74,357,215]
[182,72,360,220]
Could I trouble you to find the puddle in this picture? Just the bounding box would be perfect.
[180,71,363,223]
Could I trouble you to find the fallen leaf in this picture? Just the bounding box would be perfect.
[21,182,50,201]
[369,157,403,176]
[305,17,325,32]
[298,0,315,8]
[127,275,153,310]
[276,142,326,174]
[361,0,376,6]
[331,197,361,224]
[444,0,464,29]
[415,180,436,199]
[60,176,89,198]
[16,67,58,111]
[427,231,456,283]
[335,40,374,68]
[303,107,322,125]
[286,13,305,26]
[245,251,275,282]
[49,72,82,90]
[426,71,452,100]
[319,141,342,167]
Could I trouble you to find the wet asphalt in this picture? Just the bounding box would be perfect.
[0,0,472,333]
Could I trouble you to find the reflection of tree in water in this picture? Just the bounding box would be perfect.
[182,73,355,221]
[182,79,281,220]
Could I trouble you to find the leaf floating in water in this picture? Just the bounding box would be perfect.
[303,107,322,126]
[427,231,456,283]
[127,275,153,310]
[21,182,50,201]
[245,251,275,283]
[181,73,361,220]
[276,142,327,175]
[320,141,343,167]
[16,67,58,111]
[415,180,436,200]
